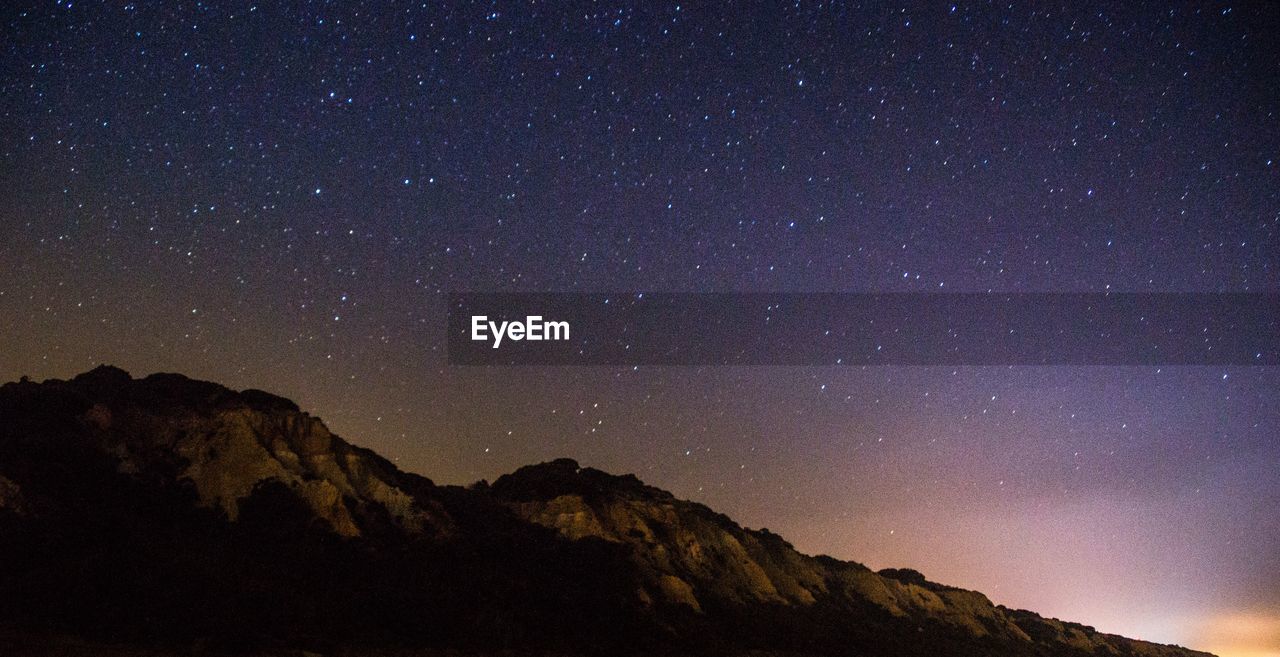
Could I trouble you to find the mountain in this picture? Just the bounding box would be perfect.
[0,367,1213,657]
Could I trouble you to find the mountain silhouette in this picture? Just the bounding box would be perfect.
[0,367,1213,657]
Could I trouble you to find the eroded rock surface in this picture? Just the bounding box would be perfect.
[0,368,1215,657]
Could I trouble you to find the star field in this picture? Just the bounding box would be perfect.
[1,3,1278,654]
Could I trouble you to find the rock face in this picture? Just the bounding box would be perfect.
[489,459,1212,657]
[0,367,1214,657]
[14,366,448,539]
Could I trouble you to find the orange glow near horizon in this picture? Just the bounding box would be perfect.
[1187,612,1280,657]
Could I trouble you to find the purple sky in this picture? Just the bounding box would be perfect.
[2,2,1277,653]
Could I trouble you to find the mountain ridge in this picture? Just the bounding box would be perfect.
[0,366,1213,657]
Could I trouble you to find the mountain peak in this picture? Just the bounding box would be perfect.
[70,363,132,386]
[491,457,661,503]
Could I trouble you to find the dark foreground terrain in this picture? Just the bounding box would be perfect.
[0,367,1213,657]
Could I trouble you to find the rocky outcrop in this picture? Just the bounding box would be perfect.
[491,458,1213,657]
[1,366,450,539]
[493,459,826,610]
[0,368,1215,657]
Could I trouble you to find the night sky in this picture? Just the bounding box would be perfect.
[2,2,1278,654]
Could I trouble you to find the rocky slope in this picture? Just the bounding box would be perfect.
[0,367,1213,657]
